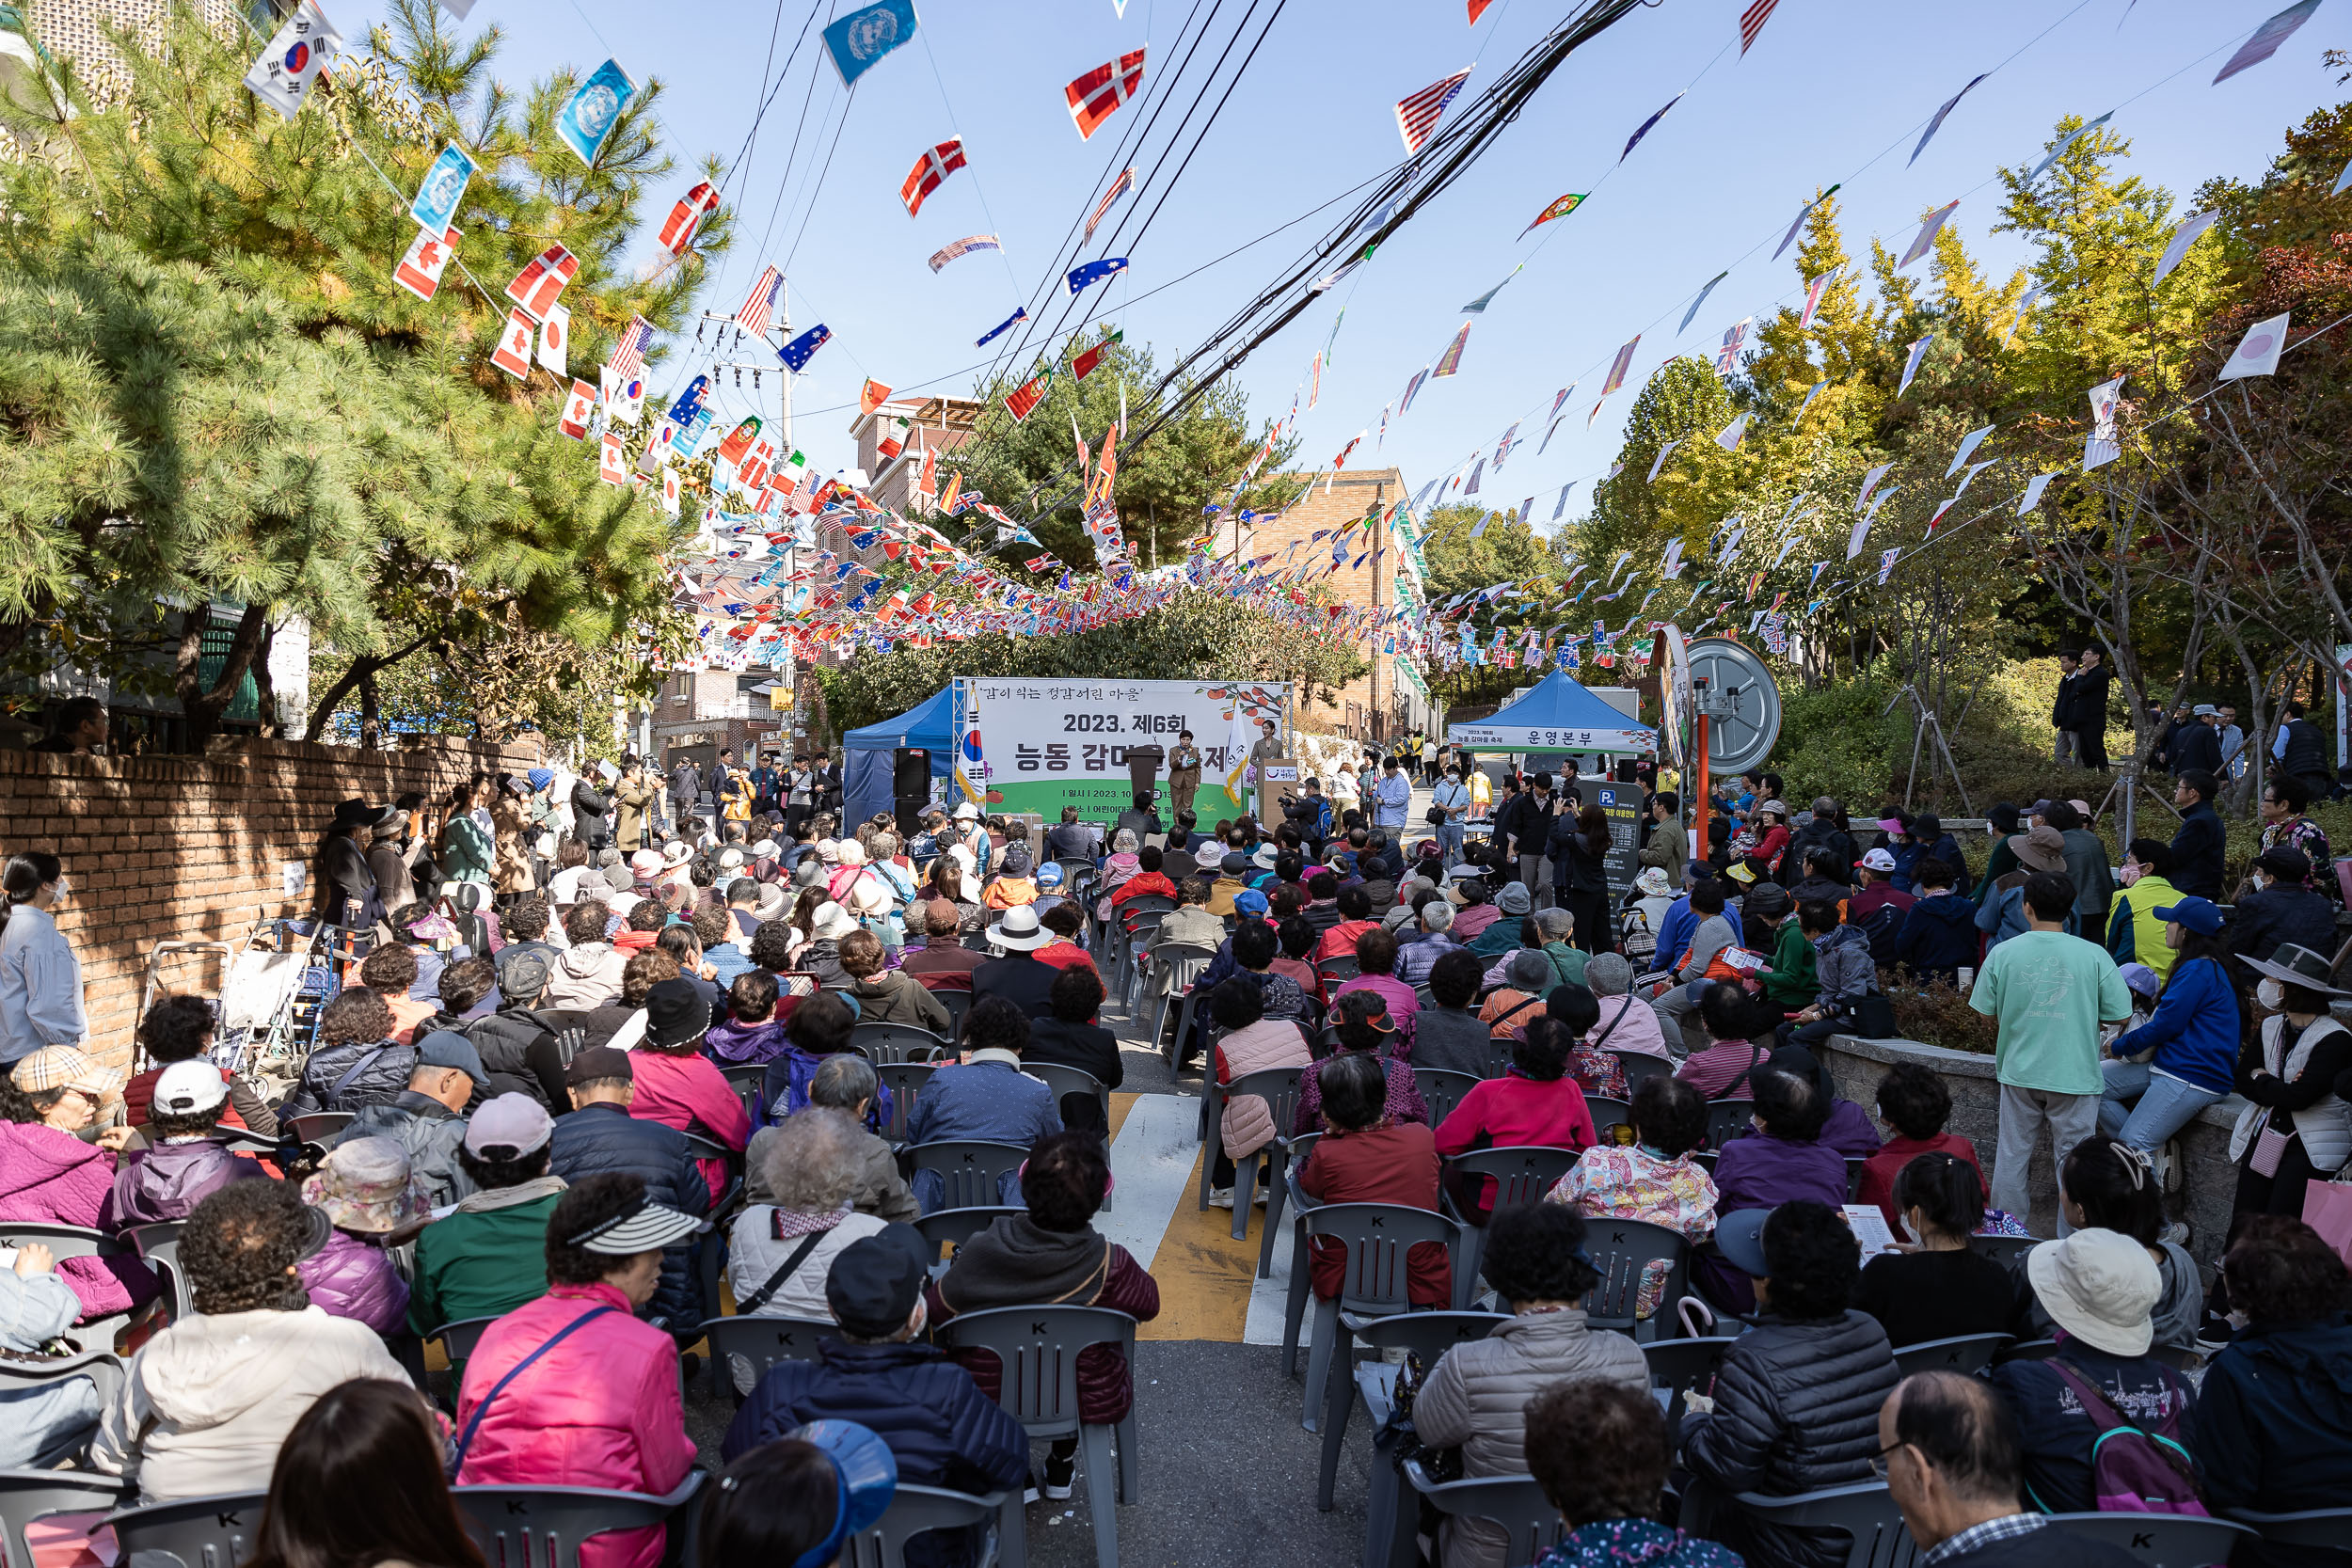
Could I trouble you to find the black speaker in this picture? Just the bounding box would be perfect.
[892,748,931,800]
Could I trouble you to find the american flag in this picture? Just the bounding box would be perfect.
[735,266,784,337]
[1394,69,1470,155]
[1084,166,1135,243]
[608,314,655,379]
[1739,0,1779,54]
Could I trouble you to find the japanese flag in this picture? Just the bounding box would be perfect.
[490,309,534,380]
[393,225,459,302]
[2218,311,2290,380]
[559,379,596,440]
[599,432,628,485]
[536,302,569,376]
[661,466,681,515]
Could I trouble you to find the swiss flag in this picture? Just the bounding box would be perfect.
[490,309,534,380]
[504,245,578,321]
[393,225,460,302]
[656,182,720,256]
[1066,49,1146,140]
[559,379,596,439]
[599,432,628,485]
[899,137,966,218]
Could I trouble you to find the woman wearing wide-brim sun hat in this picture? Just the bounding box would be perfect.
[2224,942,2352,1224]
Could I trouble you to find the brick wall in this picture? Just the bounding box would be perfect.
[0,734,541,1068]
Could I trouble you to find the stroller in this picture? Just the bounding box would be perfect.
[138,912,367,1091]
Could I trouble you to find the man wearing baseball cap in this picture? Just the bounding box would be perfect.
[331,1031,485,1209]
[409,1094,564,1352]
[721,1231,1027,1536]
[548,1045,710,1335]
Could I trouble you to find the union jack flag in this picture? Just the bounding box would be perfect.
[1739,0,1779,54]
[735,266,784,337]
[1394,68,1470,155]
[608,314,655,379]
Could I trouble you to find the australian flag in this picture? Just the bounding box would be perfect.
[778,323,831,372]
[1066,258,1129,294]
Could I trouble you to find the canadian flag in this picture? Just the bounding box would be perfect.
[504,245,578,321]
[490,309,534,380]
[1066,49,1146,140]
[655,182,720,256]
[899,137,967,218]
[537,303,569,375]
[599,432,628,485]
[559,379,596,439]
[393,225,460,302]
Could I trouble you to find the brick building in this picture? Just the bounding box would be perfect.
[1207,466,1438,743]
[850,394,983,515]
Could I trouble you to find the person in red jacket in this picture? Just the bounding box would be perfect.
[1313,884,1381,963]
[624,980,751,1206]
[1855,1061,1983,1232]
[1299,1052,1452,1308]
[1435,1017,1599,1214]
[931,1132,1160,1503]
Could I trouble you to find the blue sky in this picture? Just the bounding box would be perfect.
[348,0,2344,527]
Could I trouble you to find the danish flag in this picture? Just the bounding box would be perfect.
[1066,49,1145,141]
[900,137,967,218]
[655,181,720,255]
[393,226,459,302]
[503,245,578,321]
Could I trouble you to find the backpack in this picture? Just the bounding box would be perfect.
[2047,1359,2206,1516]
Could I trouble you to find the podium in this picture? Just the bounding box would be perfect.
[1257,757,1300,828]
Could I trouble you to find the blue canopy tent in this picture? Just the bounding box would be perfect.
[1445,669,1655,753]
[843,685,955,828]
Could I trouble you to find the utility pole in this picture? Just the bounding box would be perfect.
[1372,480,1385,746]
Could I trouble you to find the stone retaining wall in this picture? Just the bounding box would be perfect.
[1818,1034,2241,1271]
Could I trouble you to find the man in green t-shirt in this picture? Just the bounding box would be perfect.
[1969,870,2134,1232]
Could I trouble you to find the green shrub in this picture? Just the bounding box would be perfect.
[1884,973,1997,1054]
[1769,674,1904,807]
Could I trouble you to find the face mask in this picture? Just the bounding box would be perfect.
[2259,978,2287,1010]
[1899,1214,1921,1245]
[2227,1308,2252,1332]
[2252,872,2271,891]
[2120,863,2142,887]
[48,879,68,903]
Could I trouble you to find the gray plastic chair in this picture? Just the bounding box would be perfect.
[451,1473,706,1568]
[0,1343,124,1441]
[908,1140,1030,1212]
[1290,1201,1461,1433]
[719,1063,765,1122]
[1707,1481,1921,1568]
[874,1061,936,1143]
[1704,1098,1755,1151]
[1581,1216,1691,1340]
[1258,1131,1320,1280]
[285,1111,355,1147]
[1402,1461,1561,1568]
[699,1313,839,1404]
[934,1304,1140,1568]
[1317,1311,1508,1511]
[1144,942,1216,1059]
[2044,1513,2258,1568]
[851,1023,952,1065]
[125,1221,191,1319]
[1892,1332,2012,1378]
[0,1470,130,1568]
[1316,955,1360,987]
[930,988,972,1043]
[1642,1336,1730,1427]
[106,1489,272,1568]
[1200,1066,1308,1235]
[1440,1145,1581,1310]
[1581,1097,1633,1138]
[1845,1156,1870,1200]
[2228,1508,2352,1554]
[846,1483,1010,1568]
[914,1205,1017,1267]
[1611,1050,1674,1092]
[1967,1232,2041,1278]
[427,1315,501,1368]
[1414,1068,1482,1130]
[1996,1338,2059,1363]
[1025,1061,1109,1132]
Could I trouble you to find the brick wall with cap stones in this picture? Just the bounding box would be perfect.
[0,735,541,1069]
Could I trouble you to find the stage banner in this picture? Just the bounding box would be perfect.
[953,677,1291,819]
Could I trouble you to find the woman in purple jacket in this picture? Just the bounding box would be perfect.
[1700,1069,1851,1316]
[296,1137,424,1336]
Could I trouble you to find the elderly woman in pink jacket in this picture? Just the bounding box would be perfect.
[1206,977,1311,1208]
[453,1173,702,1568]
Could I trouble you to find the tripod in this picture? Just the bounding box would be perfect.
[1883,685,1972,816]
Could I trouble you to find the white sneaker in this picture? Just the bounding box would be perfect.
[1207,1187,1235,1209]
